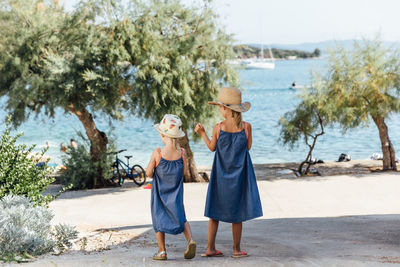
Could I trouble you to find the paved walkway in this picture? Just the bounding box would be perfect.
[14,172,400,266]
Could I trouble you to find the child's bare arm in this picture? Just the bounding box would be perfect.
[182,149,188,177]
[195,123,218,151]
[246,122,253,150]
[146,150,157,178]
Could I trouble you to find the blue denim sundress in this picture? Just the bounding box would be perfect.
[204,122,263,223]
[151,148,187,234]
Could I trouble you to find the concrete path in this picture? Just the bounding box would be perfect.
[13,172,400,266]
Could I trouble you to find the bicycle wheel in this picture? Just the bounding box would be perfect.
[130,164,146,186]
[111,162,124,186]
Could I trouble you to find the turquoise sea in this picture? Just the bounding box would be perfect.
[1,59,400,167]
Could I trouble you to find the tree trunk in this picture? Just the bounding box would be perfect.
[69,104,109,187]
[298,136,317,175]
[372,116,397,171]
[178,128,205,183]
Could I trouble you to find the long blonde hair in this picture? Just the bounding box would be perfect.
[231,110,242,129]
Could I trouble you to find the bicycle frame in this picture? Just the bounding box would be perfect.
[113,157,141,179]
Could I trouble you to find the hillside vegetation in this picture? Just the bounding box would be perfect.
[233,45,320,59]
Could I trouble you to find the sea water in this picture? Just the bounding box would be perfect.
[1,59,399,166]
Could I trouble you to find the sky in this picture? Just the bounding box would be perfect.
[59,0,400,45]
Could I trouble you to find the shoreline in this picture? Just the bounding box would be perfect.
[50,159,395,183]
[198,159,394,181]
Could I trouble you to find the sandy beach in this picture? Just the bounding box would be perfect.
[9,164,400,266]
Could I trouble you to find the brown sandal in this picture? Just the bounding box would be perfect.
[184,238,197,259]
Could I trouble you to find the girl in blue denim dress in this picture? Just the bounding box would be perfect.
[195,87,263,258]
[146,114,196,260]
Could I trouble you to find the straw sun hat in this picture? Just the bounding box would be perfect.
[154,114,185,138]
[208,87,251,112]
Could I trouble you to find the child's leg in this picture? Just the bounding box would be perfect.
[204,218,219,254]
[183,221,193,241]
[232,222,242,254]
[155,232,166,252]
[183,222,197,259]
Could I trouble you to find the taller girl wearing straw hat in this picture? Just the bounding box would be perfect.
[146,114,196,260]
[195,87,263,258]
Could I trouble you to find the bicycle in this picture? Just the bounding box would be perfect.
[110,149,146,186]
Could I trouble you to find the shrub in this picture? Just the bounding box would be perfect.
[0,195,78,262]
[60,132,115,190]
[0,117,57,206]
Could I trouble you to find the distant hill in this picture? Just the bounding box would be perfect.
[246,40,400,54]
[233,44,320,59]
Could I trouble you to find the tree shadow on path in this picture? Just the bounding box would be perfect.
[109,214,400,266]
[29,214,400,266]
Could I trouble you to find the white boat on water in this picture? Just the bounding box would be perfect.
[245,44,275,70]
[245,60,275,69]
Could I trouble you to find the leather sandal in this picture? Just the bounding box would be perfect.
[153,250,167,260]
[184,238,197,259]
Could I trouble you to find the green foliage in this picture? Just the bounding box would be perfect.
[313,48,321,57]
[119,0,239,129]
[52,223,79,254]
[0,194,78,263]
[0,0,238,129]
[323,38,400,129]
[0,0,131,125]
[279,83,334,174]
[279,84,332,149]
[0,0,239,184]
[0,117,55,206]
[60,132,115,190]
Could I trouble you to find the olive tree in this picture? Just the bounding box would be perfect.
[119,0,238,182]
[0,0,238,185]
[322,39,400,170]
[0,0,132,187]
[279,84,333,175]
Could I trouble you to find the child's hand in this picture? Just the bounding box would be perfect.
[195,123,205,135]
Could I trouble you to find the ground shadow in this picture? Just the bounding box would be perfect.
[90,214,400,265]
[28,214,400,266]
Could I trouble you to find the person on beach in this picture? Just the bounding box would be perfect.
[146,114,197,261]
[195,87,263,258]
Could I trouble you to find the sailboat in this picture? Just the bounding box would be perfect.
[245,44,275,70]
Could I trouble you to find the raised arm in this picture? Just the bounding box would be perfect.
[145,149,158,178]
[195,123,219,152]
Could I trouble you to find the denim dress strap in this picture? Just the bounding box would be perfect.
[215,122,222,140]
[243,121,249,139]
[180,148,186,166]
[155,147,162,167]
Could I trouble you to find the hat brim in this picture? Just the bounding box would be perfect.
[154,124,185,138]
[208,101,251,112]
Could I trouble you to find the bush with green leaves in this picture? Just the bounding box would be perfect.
[0,117,56,206]
[0,194,78,263]
[60,132,115,190]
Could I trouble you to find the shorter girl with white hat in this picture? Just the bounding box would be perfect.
[195,87,263,258]
[146,114,196,260]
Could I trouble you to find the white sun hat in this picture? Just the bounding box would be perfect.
[154,114,185,138]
